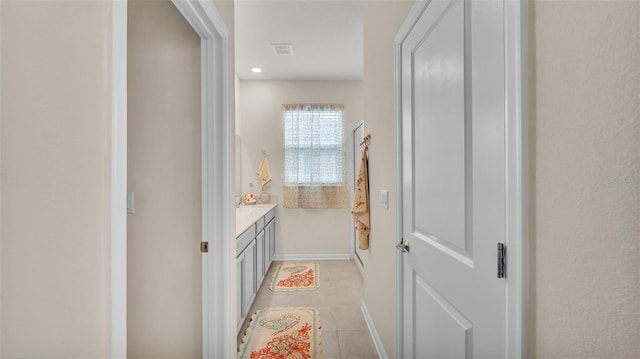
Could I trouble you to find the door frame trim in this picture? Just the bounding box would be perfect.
[111,1,127,357]
[393,0,528,357]
[110,1,232,358]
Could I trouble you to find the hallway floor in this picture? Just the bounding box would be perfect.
[237,260,378,359]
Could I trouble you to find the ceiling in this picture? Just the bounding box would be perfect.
[235,1,368,80]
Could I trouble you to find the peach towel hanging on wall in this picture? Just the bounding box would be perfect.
[257,157,272,190]
[352,149,370,250]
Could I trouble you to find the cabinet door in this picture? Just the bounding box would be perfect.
[270,220,276,259]
[264,221,271,273]
[256,230,265,287]
[266,219,276,267]
[243,240,256,315]
[236,254,244,330]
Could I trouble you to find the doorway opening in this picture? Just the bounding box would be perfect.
[111,0,231,357]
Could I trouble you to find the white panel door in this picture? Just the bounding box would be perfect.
[400,0,507,357]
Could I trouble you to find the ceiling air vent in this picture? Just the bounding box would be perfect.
[272,43,294,55]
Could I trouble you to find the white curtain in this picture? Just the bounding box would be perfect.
[282,104,348,209]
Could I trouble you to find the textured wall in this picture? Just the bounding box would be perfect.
[529,1,640,357]
[237,80,363,256]
[361,1,414,357]
[0,1,112,357]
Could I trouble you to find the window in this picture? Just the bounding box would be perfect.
[283,106,344,185]
[282,104,348,208]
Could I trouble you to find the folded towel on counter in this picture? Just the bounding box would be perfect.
[257,157,272,190]
[352,149,370,250]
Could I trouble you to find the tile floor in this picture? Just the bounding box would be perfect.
[237,260,379,359]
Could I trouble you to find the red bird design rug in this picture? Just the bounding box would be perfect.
[269,262,319,291]
[238,307,322,359]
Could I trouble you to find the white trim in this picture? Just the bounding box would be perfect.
[393,3,428,358]
[111,1,127,357]
[505,0,528,357]
[361,301,388,359]
[170,1,231,358]
[393,4,409,359]
[271,254,352,261]
[111,1,231,358]
[394,0,429,44]
[393,1,528,358]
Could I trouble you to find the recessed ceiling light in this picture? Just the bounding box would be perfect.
[251,67,263,73]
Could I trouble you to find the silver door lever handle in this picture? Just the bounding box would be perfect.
[396,239,410,253]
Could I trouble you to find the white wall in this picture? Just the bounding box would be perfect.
[360,1,413,357]
[0,1,112,357]
[529,1,640,357]
[237,80,363,256]
[127,1,202,357]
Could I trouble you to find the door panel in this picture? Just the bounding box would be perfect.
[256,230,265,285]
[412,0,469,256]
[400,0,506,357]
[415,275,473,359]
[237,255,244,329]
[268,220,276,262]
[263,224,271,273]
[244,240,256,311]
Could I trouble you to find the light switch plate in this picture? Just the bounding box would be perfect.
[380,189,389,209]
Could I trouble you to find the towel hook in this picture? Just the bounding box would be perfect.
[360,134,371,150]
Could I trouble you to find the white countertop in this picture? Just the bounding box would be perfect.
[235,203,277,236]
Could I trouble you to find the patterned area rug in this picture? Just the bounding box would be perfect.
[238,307,323,359]
[269,262,319,291]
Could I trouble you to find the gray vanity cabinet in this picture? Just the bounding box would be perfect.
[236,208,276,333]
[236,254,243,329]
[236,224,255,330]
[243,239,256,312]
[265,215,275,272]
[256,229,265,288]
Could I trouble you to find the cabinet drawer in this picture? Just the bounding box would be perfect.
[265,208,275,223]
[236,224,256,256]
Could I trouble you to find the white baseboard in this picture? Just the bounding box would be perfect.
[272,253,352,261]
[361,301,388,359]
